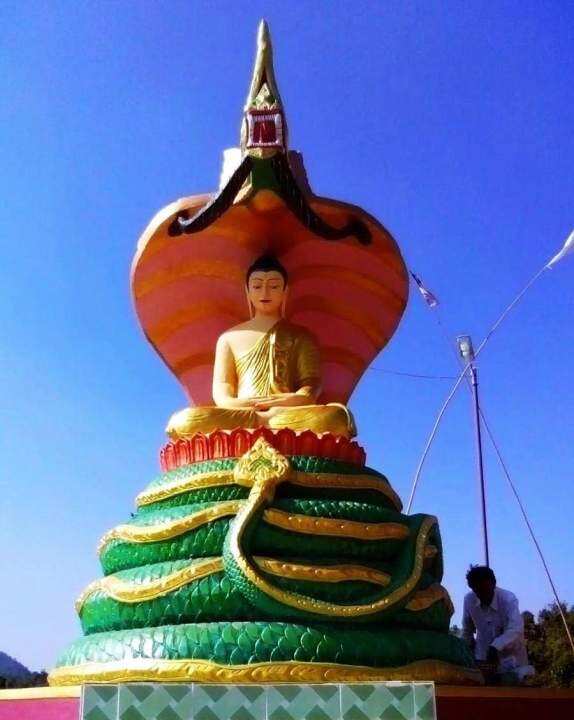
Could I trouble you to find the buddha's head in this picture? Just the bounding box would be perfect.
[245,254,288,318]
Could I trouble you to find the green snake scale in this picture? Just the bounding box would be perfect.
[51,449,478,684]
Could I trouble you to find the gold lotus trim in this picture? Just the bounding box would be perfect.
[97,501,243,554]
[49,657,482,686]
[76,557,225,612]
[263,508,409,541]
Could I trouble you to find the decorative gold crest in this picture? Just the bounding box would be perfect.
[233,437,291,487]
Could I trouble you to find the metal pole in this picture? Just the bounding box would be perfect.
[470,364,490,566]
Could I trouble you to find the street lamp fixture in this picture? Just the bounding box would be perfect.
[456,333,489,566]
[456,334,475,363]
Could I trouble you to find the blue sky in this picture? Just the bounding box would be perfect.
[1,1,572,671]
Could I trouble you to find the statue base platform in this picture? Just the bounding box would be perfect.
[2,684,574,720]
[0,686,80,720]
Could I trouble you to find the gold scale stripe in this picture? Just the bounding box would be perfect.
[263,509,409,540]
[98,503,409,556]
[75,557,224,612]
[76,557,395,612]
[97,501,243,554]
[77,552,448,614]
[230,510,438,618]
[136,469,402,511]
[48,657,483,686]
[290,472,402,511]
[255,558,392,588]
[405,583,453,613]
[136,471,238,506]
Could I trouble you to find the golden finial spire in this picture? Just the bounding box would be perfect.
[241,20,287,154]
[245,20,283,112]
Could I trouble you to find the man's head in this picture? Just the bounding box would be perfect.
[245,254,288,317]
[466,565,496,606]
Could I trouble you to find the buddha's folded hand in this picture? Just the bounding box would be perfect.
[253,393,308,410]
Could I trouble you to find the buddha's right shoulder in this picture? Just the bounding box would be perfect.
[217,322,251,345]
[226,320,253,334]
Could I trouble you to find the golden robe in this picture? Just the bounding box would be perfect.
[166,320,355,439]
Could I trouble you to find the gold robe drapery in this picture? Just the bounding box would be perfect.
[166,321,355,439]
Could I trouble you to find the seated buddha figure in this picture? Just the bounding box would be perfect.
[166,255,355,440]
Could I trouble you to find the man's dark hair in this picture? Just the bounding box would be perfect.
[466,565,496,587]
[246,254,288,286]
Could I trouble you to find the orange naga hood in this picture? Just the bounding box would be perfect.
[131,21,409,407]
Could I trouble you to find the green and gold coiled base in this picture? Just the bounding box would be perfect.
[50,436,479,685]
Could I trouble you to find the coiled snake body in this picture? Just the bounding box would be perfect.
[50,436,479,685]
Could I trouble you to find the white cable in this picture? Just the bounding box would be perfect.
[418,288,574,655]
[479,407,574,656]
[406,265,547,513]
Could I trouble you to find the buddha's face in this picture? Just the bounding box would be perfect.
[247,271,286,316]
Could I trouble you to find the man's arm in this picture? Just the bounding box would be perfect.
[462,595,476,649]
[490,592,524,653]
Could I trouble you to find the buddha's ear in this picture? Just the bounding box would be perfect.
[281,287,288,318]
[245,287,254,319]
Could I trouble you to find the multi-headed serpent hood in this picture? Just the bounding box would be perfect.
[131,21,409,407]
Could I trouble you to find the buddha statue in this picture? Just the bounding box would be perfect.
[50,25,480,689]
[166,254,355,439]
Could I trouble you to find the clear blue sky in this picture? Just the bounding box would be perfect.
[1,1,572,671]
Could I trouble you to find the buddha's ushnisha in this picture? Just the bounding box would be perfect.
[166,254,355,439]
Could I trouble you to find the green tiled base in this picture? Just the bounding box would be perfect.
[119,684,195,720]
[193,684,265,720]
[82,685,119,720]
[342,684,413,720]
[413,684,435,720]
[268,684,340,720]
[81,682,435,720]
